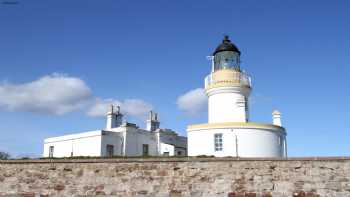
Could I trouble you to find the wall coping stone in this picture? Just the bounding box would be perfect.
[1,156,350,164]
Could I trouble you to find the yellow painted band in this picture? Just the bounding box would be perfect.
[205,82,250,90]
[187,122,285,131]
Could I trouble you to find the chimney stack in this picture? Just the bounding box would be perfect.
[106,105,123,129]
[272,110,282,126]
[146,111,160,131]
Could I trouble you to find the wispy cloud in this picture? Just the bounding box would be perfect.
[177,88,207,116]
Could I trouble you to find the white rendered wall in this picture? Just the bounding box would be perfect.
[124,128,158,156]
[43,126,187,157]
[207,87,250,123]
[160,143,175,156]
[188,127,285,157]
[43,130,102,157]
[158,130,187,156]
[101,131,124,156]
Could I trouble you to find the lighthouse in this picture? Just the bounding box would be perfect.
[187,36,287,157]
[206,35,251,123]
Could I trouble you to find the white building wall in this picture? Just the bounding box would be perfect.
[188,127,285,157]
[207,89,249,123]
[160,143,175,156]
[43,126,187,158]
[124,127,158,156]
[43,130,102,157]
[101,131,124,156]
[158,130,187,156]
[235,129,283,157]
[159,132,187,149]
[188,129,236,157]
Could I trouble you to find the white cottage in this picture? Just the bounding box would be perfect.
[43,106,187,157]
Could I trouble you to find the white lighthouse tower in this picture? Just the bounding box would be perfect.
[187,36,287,157]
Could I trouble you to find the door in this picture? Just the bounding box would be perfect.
[142,144,149,156]
[106,144,114,157]
[49,146,54,158]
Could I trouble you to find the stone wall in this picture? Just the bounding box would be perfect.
[0,157,350,197]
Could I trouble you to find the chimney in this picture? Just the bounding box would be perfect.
[106,105,123,129]
[272,110,282,126]
[146,111,160,131]
[114,106,123,127]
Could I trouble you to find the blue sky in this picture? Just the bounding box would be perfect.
[0,0,349,157]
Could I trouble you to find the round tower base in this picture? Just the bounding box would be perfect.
[187,122,287,157]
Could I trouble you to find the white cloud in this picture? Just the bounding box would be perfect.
[122,99,153,118]
[87,98,153,120]
[86,98,121,117]
[0,73,92,115]
[177,88,207,116]
[0,73,154,120]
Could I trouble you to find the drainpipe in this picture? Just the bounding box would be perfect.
[235,134,238,157]
[231,129,238,157]
[120,137,124,156]
[122,130,127,156]
[157,131,161,155]
[284,135,288,158]
[71,140,74,157]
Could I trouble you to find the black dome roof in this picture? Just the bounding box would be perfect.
[213,35,241,55]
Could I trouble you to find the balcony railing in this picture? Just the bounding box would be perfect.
[205,70,252,89]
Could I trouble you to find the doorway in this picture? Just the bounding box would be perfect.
[106,144,114,157]
[142,144,149,156]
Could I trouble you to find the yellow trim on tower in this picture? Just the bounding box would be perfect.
[187,122,285,131]
[206,83,250,90]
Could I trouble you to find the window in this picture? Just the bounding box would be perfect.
[214,133,223,151]
[106,144,114,157]
[214,51,240,70]
[177,151,182,156]
[142,144,149,156]
[49,146,54,158]
[163,152,169,156]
